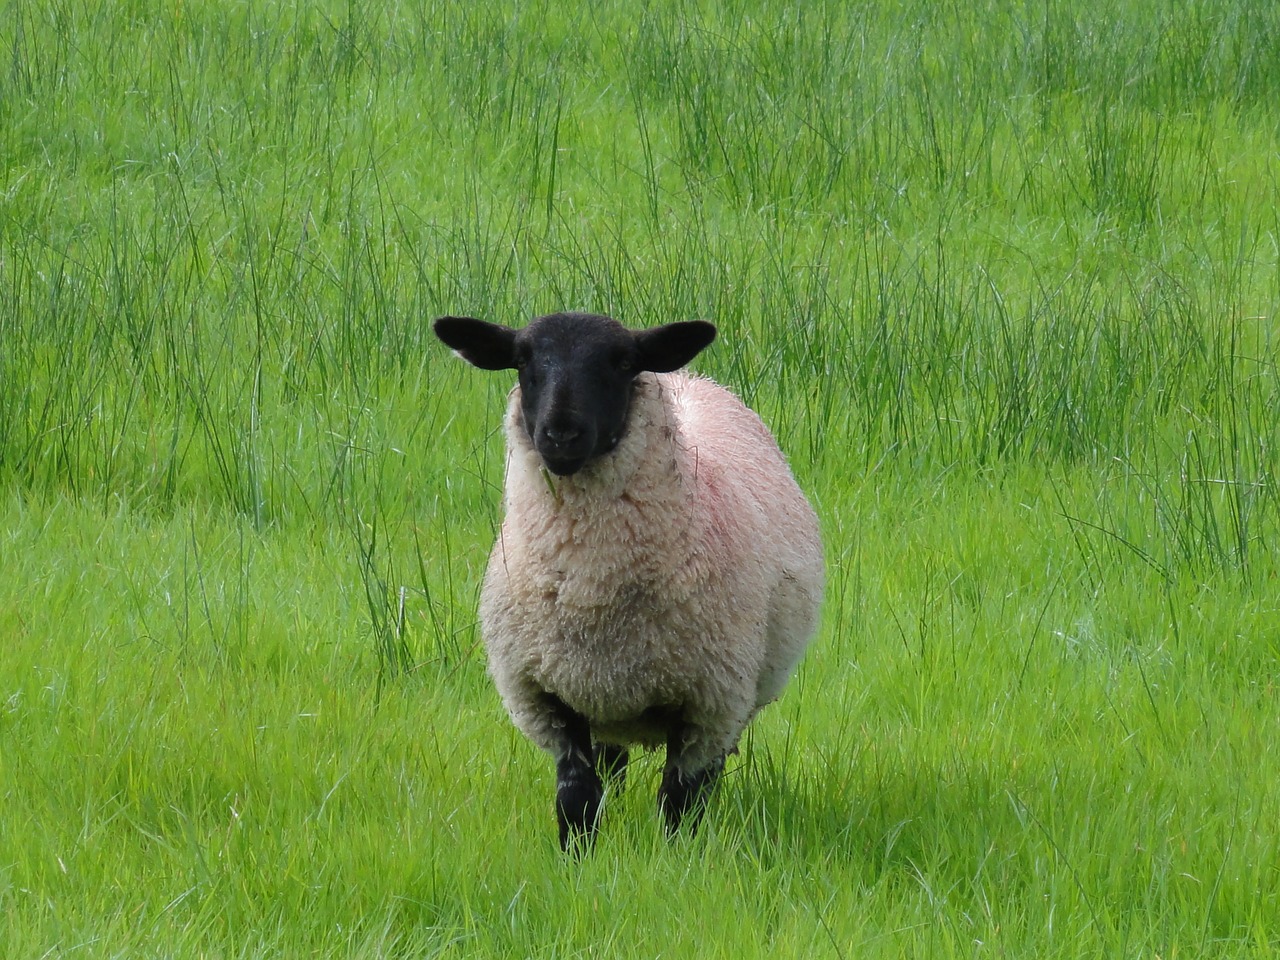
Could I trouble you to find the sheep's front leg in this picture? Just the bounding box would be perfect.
[545,696,604,851]
[658,728,726,837]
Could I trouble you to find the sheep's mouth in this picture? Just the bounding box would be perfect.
[541,454,588,477]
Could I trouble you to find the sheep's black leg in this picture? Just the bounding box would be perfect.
[658,730,726,837]
[592,742,630,786]
[545,696,604,852]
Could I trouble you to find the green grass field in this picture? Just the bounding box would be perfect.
[3,0,1279,955]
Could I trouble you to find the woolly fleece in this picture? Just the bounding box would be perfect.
[479,369,824,773]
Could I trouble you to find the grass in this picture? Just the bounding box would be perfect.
[2,0,1279,955]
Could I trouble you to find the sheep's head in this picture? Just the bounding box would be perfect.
[434,312,716,476]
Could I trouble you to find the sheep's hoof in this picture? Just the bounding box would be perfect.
[556,771,604,853]
[657,757,724,837]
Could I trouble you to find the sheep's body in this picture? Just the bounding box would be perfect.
[434,311,822,847]
[482,369,824,778]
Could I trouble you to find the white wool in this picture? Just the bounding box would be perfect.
[479,370,824,772]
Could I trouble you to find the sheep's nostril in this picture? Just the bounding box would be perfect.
[544,426,581,446]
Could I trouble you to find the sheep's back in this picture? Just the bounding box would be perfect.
[665,373,822,568]
[664,373,824,708]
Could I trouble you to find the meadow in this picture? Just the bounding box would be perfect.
[2,0,1279,955]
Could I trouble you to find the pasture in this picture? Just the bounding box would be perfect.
[2,0,1278,956]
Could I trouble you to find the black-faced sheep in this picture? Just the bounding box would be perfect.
[434,311,823,849]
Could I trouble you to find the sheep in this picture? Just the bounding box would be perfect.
[433,311,824,849]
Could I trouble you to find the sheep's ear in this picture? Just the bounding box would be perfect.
[433,316,518,370]
[634,321,717,373]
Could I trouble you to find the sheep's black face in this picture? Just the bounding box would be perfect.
[513,314,639,475]
[433,312,717,477]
